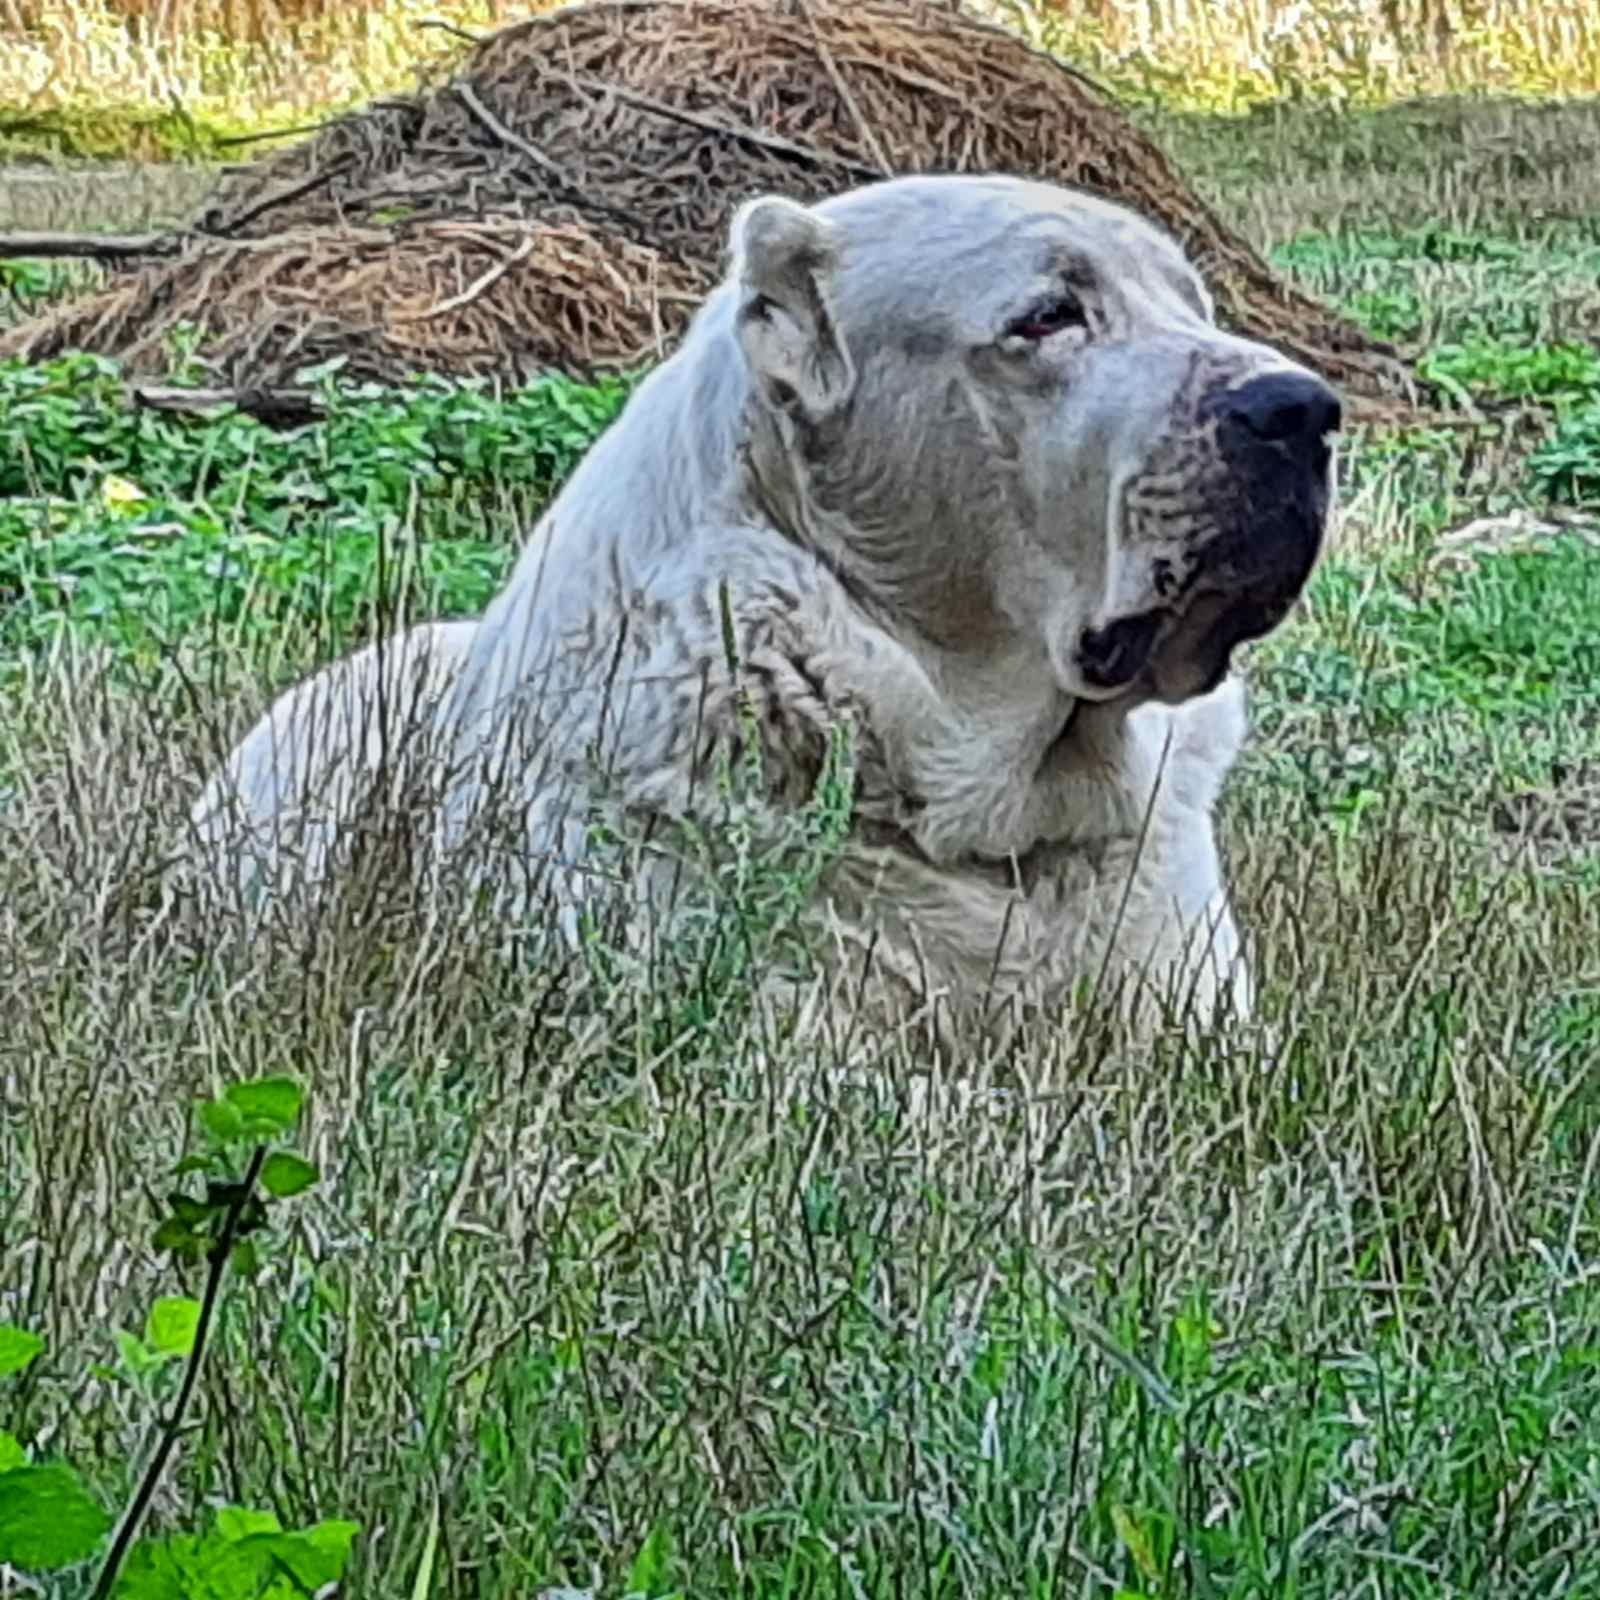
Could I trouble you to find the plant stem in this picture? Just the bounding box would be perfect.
[89,1142,269,1600]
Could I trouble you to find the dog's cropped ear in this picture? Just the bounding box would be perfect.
[731,195,855,429]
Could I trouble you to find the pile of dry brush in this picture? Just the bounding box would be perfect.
[0,0,1420,417]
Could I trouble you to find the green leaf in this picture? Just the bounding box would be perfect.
[150,1218,203,1260]
[0,1325,44,1378]
[224,1075,303,1133]
[248,1520,361,1593]
[214,1506,281,1541]
[114,1330,154,1373]
[260,1151,318,1199]
[0,1430,27,1473]
[165,1193,214,1227]
[626,1522,674,1597]
[113,1515,360,1600]
[302,1519,360,1569]
[0,1463,110,1570]
[230,1239,262,1279]
[109,1531,208,1597]
[145,1297,202,1358]
[197,1097,245,1145]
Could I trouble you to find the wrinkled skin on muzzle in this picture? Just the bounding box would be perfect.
[1082,363,1340,705]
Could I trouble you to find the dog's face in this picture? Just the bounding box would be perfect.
[731,175,1338,709]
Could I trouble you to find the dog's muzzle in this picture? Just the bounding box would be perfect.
[1078,367,1340,703]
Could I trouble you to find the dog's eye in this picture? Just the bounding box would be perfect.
[1006,295,1088,341]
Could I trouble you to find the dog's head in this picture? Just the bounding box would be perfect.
[729,173,1337,711]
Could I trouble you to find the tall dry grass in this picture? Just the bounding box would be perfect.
[6,430,1600,1590]
[0,0,1596,139]
[999,0,1600,105]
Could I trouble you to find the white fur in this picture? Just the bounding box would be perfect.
[190,619,474,899]
[190,176,1339,1037]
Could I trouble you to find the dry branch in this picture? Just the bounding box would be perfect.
[208,154,358,238]
[450,82,567,184]
[0,230,178,262]
[395,230,537,321]
[560,74,889,183]
[131,384,325,426]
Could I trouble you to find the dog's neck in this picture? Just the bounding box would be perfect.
[665,330,1162,869]
[473,311,1174,873]
[727,391,1145,867]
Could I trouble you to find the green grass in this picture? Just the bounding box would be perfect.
[5,135,1600,1598]
[1268,222,1600,351]
[0,355,631,665]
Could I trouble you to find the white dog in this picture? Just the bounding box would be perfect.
[189,175,1339,1037]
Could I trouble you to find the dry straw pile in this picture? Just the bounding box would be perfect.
[7,218,707,385]
[0,0,1419,413]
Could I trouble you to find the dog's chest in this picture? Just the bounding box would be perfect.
[818,832,1153,1007]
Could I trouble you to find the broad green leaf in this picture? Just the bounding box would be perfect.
[0,1463,110,1570]
[112,1532,212,1598]
[0,1325,44,1378]
[0,1430,27,1473]
[114,1516,359,1600]
[260,1151,318,1199]
[150,1218,203,1260]
[165,1193,214,1227]
[225,1075,303,1133]
[114,1330,153,1372]
[215,1506,281,1541]
[301,1519,360,1571]
[241,1529,352,1596]
[145,1297,202,1358]
[230,1239,262,1279]
[197,1097,245,1145]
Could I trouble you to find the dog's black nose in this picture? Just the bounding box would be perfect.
[1223,371,1342,447]
[1078,609,1163,692]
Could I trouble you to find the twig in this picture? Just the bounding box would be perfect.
[397,231,537,321]
[565,74,883,182]
[208,153,357,238]
[131,385,326,427]
[88,1144,270,1600]
[0,230,177,262]
[451,82,567,184]
[214,120,341,148]
[795,0,892,175]
[414,16,483,43]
